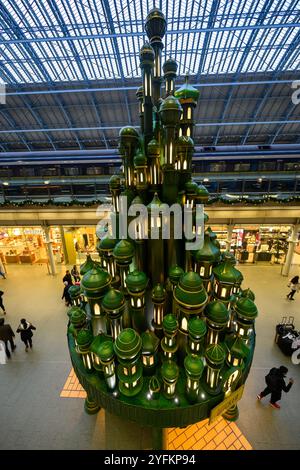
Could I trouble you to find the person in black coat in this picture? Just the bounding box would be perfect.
[63,270,73,286]
[0,318,16,358]
[16,318,36,352]
[257,366,294,409]
[62,281,72,307]
[0,290,6,315]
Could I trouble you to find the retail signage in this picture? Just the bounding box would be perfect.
[209,384,245,424]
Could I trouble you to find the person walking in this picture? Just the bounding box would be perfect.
[286,275,300,300]
[0,318,16,358]
[16,318,36,352]
[62,281,72,307]
[63,270,73,286]
[71,265,80,283]
[0,290,6,315]
[257,366,294,409]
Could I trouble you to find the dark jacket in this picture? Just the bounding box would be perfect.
[63,273,73,285]
[16,322,36,342]
[266,368,293,393]
[62,285,72,304]
[0,323,15,342]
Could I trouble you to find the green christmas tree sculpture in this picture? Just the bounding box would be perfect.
[67,7,258,450]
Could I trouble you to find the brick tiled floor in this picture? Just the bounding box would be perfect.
[61,369,252,450]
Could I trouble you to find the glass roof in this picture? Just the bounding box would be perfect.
[0,0,299,84]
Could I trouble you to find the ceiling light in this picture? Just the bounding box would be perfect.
[3,181,9,186]
[44,180,50,185]
[203,178,209,183]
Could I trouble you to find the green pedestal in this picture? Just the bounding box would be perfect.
[222,404,239,422]
[85,395,101,415]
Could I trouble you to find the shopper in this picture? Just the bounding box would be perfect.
[63,270,73,285]
[286,275,300,300]
[0,259,6,279]
[0,318,16,358]
[71,265,80,283]
[16,318,36,352]
[62,281,72,307]
[257,366,294,409]
[0,290,6,315]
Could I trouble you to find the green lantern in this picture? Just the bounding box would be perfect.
[174,75,200,139]
[98,236,117,279]
[225,335,250,369]
[68,306,87,345]
[141,330,160,373]
[151,283,166,331]
[184,354,204,403]
[90,333,111,372]
[119,126,140,187]
[174,271,208,335]
[68,284,82,307]
[80,254,95,276]
[148,139,161,187]
[113,239,135,289]
[114,328,143,397]
[81,267,111,334]
[204,300,229,345]
[188,317,207,355]
[102,288,125,340]
[204,343,226,394]
[212,253,243,301]
[193,232,220,291]
[162,58,178,96]
[99,340,116,391]
[134,151,148,191]
[76,329,94,372]
[161,313,178,360]
[233,297,258,342]
[126,270,148,332]
[175,136,194,173]
[184,179,198,209]
[159,94,182,166]
[161,360,179,398]
[109,175,121,213]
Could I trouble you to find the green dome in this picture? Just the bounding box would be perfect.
[69,307,86,327]
[188,317,207,339]
[205,343,226,366]
[196,184,209,202]
[102,288,125,311]
[147,192,162,210]
[226,335,250,359]
[194,233,220,263]
[174,271,208,307]
[169,265,184,284]
[159,95,182,126]
[221,251,236,265]
[163,58,178,74]
[184,354,204,377]
[90,333,111,356]
[235,297,258,320]
[147,139,160,155]
[145,8,166,40]
[99,340,114,362]
[80,254,95,275]
[98,236,117,252]
[206,226,217,241]
[162,314,178,334]
[119,126,140,140]
[134,151,147,167]
[141,330,160,354]
[174,76,200,102]
[109,175,121,189]
[68,285,81,298]
[205,300,229,325]
[81,267,111,291]
[176,135,194,151]
[213,255,243,284]
[152,283,166,301]
[126,270,148,292]
[113,239,134,262]
[140,42,155,62]
[131,195,144,206]
[185,179,198,194]
[240,288,255,301]
[161,360,179,381]
[114,328,142,360]
[76,329,94,348]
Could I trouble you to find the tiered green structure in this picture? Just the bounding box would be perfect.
[67,7,258,448]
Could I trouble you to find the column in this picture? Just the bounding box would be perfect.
[282,225,300,277]
[59,226,69,265]
[226,225,234,252]
[43,225,56,275]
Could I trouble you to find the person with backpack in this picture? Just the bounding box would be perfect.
[257,366,294,409]
[286,275,300,300]
[16,318,36,352]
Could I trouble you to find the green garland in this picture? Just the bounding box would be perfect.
[0,194,299,208]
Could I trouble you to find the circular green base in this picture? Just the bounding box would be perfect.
[222,404,239,422]
[84,397,101,415]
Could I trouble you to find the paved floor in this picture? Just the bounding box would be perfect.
[0,261,299,450]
